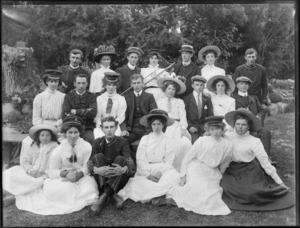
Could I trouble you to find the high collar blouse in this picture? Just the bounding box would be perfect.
[141,65,171,87]
[201,64,226,83]
[89,66,115,93]
[211,94,235,116]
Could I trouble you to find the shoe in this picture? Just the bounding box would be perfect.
[91,193,108,214]
[111,193,125,209]
[3,195,15,207]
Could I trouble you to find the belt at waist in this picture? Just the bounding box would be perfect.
[44,118,57,121]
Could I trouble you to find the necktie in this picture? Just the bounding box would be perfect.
[136,93,141,111]
[167,98,172,113]
[197,94,202,119]
[106,98,113,114]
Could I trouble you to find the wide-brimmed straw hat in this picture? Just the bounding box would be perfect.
[29,124,58,140]
[198,45,221,62]
[157,76,186,95]
[236,76,252,84]
[206,75,235,93]
[94,45,116,63]
[140,109,174,127]
[225,108,262,131]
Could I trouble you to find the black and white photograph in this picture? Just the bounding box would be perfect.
[2,1,298,226]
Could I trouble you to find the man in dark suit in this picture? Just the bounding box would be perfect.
[115,47,143,95]
[184,75,214,144]
[173,45,201,99]
[120,74,157,156]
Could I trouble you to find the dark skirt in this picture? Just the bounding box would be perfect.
[220,160,294,211]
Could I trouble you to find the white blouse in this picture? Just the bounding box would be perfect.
[89,66,115,93]
[141,65,170,87]
[136,132,176,177]
[211,94,235,116]
[95,92,127,128]
[32,88,65,127]
[226,131,282,184]
[47,138,91,179]
[201,64,226,82]
[157,97,188,129]
[180,136,233,177]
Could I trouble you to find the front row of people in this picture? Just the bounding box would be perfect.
[3,108,294,216]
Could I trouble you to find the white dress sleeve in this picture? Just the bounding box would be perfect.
[179,138,199,177]
[228,98,236,112]
[178,99,188,129]
[32,94,43,125]
[136,136,152,177]
[95,96,102,128]
[116,95,127,125]
[218,141,234,174]
[89,71,97,93]
[47,147,63,179]
[252,138,282,184]
[20,144,35,173]
[159,139,176,174]
[78,143,92,176]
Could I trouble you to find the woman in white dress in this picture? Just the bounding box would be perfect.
[89,45,116,96]
[140,49,171,103]
[198,45,226,97]
[3,124,59,206]
[94,72,127,139]
[206,75,236,132]
[117,109,180,203]
[156,77,192,171]
[15,116,99,215]
[162,116,233,215]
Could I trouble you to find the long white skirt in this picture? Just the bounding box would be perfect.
[94,126,121,139]
[3,166,46,196]
[118,168,180,203]
[145,88,166,103]
[16,175,99,215]
[170,160,231,215]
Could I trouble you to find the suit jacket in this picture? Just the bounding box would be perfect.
[173,62,201,98]
[120,91,157,131]
[183,92,214,131]
[115,65,141,95]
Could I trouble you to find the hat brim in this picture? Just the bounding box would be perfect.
[94,52,116,62]
[29,124,58,140]
[225,109,262,131]
[179,49,195,54]
[157,77,186,95]
[140,113,174,127]
[198,45,221,62]
[206,75,235,93]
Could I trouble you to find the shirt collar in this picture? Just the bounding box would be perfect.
[134,91,142,97]
[238,91,248,97]
[182,60,191,66]
[75,90,86,96]
[127,63,136,70]
[46,88,56,94]
[100,64,110,70]
[148,64,159,69]
[105,136,117,145]
[69,64,80,70]
[193,90,202,98]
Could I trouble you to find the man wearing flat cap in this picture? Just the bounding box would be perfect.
[62,73,97,145]
[115,47,143,95]
[172,45,201,98]
[183,75,214,143]
[58,49,91,94]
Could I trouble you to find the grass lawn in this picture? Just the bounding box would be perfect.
[2,112,297,226]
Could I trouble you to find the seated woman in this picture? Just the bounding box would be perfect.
[160,116,233,215]
[140,49,171,103]
[89,45,117,96]
[198,45,225,97]
[94,72,127,139]
[3,124,59,206]
[206,75,236,132]
[15,116,99,215]
[156,76,192,171]
[117,109,180,203]
[221,108,294,211]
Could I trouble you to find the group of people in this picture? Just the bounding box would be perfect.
[3,44,294,216]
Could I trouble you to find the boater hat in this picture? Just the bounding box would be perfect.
[236,76,252,84]
[157,77,186,95]
[29,124,58,140]
[140,109,174,127]
[179,44,195,54]
[126,47,143,56]
[198,45,221,62]
[225,108,262,131]
[104,72,120,83]
[94,45,116,63]
[205,116,224,126]
[206,75,235,93]
[191,75,207,84]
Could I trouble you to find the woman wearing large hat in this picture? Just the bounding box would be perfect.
[220,108,294,211]
[140,49,172,103]
[89,45,117,95]
[3,124,59,207]
[118,109,180,203]
[16,116,99,215]
[156,76,192,171]
[198,45,226,96]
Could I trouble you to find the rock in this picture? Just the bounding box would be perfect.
[269,103,279,116]
[277,102,289,114]
[21,104,32,114]
[269,91,285,103]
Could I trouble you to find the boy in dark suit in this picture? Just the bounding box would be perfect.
[184,76,214,144]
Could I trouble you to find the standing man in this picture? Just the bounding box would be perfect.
[233,48,269,107]
[58,49,91,94]
[183,76,214,144]
[173,44,201,98]
[88,116,135,214]
[62,74,97,145]
[115,47,143,95]
[120,74,157,157]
